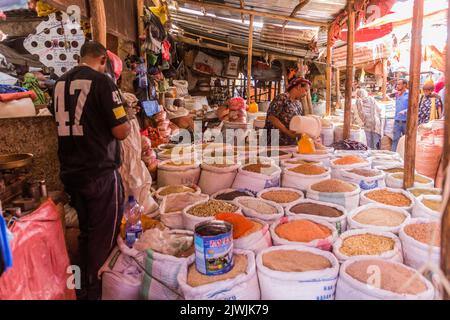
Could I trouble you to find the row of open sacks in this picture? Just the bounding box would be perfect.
[155,149,431,199]
[156,183,441,232]
[99,208,442,300]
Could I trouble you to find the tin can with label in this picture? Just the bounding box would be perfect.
[194,220,234,276]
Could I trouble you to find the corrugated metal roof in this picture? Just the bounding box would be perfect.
[169,0,345,58]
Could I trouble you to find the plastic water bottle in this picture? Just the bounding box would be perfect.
[124,196,143,248]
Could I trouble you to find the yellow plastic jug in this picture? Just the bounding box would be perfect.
[248,102,258,113]
[298,133,316,154]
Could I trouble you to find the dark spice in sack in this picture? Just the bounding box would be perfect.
[215,190,254,201]
[291,203,343,218]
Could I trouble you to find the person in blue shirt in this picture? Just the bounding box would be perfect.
[392,79,409,152]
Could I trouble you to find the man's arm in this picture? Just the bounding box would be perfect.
[98,75,131,140]
[112,122,131,140]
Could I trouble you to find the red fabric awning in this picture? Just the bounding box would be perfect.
[340,23,393,43]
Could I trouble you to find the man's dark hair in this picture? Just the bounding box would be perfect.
[398,79,408,86]
[80,41,107,58]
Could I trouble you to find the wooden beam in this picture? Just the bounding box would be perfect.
[381,58,388,100]
[335,67,341,109]
[343,0,355,140]
[403,0,424,189]
[240,0,245,23]
[282,0,310,28]
[89,0,107,46]
[326,27,332,116]
[441,2,450,299]
[247,14,254,103]
[177,0,328,27]
[172,33,301,61]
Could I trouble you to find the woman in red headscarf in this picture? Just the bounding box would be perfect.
[264,76,311,146]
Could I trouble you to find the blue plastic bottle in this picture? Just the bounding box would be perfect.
[124,196,143,248]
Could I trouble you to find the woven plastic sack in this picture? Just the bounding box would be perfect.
[0,200,76,300]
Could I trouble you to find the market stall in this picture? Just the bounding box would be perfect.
[0,0,449,301]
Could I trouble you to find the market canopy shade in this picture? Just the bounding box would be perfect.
[169,0,348,59]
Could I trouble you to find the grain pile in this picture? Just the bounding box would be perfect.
[383,168,404,174]
[285,159,320,166]
[187,200,238,217]
[261,190,301,203]
[340,234,395,256]
[349,169,380,177]
[159,185,195,196]
[404,222,441,246]
[240,220,264,238]
[238,198,279,215]
[263,250,331,272]
[333,155,367,165]
[215,190,254,201]
[346,259,428,295]
[392,173,432,184]
[365,189,411,207]
[243,163,272,174]
[263,150,289,157]
[215,213,256,239]
[422,199,441,211]
[409,189,441,197]
[291,202,343,218]
[353,208,406,227]
[276,220,331,242]
[187,254,247,287]
[289,164,327,175]
[311,179,357,193]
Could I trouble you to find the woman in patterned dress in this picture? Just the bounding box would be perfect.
[418,80,443,125]
[264,77,311,146]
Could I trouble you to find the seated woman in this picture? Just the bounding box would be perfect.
[419,79,443,125]
[264,77,311,146]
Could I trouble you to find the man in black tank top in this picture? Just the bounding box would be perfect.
[51,41,130,300]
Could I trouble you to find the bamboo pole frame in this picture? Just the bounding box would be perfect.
[326,27,333,116]
[176,0,328,27]
[441,0,450,300]
[343,0,355,140]
[247,14,254,103]
[403,0,424,189]
[89,0,107,46]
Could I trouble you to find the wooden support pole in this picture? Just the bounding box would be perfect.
[335,68,341,109]
[343,0,355,140]
[268,81,273,101]
[403,0,424,189]
[177,0,328,27]
[297,59,311,114]
[247,14,254,103]
[89,0,107,46]
[382,58,388,100]
[137,0,145,56]
[326,27,333,116]
[441,0,450,299]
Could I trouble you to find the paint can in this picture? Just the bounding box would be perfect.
[194,220,234,276]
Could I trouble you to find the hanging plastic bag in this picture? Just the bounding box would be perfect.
[0,200,76,300]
